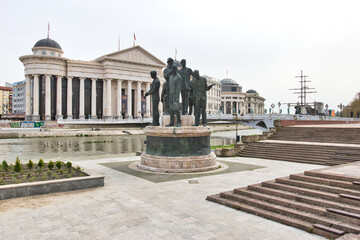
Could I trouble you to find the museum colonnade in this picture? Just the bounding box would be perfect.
[25,74,151,121]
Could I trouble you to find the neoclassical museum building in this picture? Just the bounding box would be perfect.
[220,78,265,114]
[20,37,166,121]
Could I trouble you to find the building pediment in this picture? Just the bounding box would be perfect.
[95,45,166,67]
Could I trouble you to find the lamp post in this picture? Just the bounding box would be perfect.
[287,103,290,115]
[271,103,275,116]
[325,104,328,116]
[233,113,239,143]
[278,102,281,115]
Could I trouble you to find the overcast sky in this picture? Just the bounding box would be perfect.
[1,0,359,113]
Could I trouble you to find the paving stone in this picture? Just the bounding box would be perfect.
[0,156,327,240]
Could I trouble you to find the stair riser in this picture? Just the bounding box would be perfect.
[304,171,360,183]
[247,185,360,215]
[276,178,360,197]
[261,182,360,207]
[220,192,360,234]
[207,195,331,238]
[290,174,353,189]
[234,189,360,226]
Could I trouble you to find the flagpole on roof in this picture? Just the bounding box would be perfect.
[118,35,120,51]
[133,33,136,47]
[47,22,50,38]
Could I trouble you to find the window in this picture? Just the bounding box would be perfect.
[42,51,46,55]
[51,52,55,56]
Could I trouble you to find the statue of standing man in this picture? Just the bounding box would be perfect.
[179,59,193,115]
[144,71,160,126]
[190,70,215,126]
[162,57,174,115]
[166,65,182,127]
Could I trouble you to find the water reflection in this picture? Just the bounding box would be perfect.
[1,129,259,162]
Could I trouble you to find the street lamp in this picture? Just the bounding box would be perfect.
[271,103,275,115]
[325,104,328,116]
[232,113,240,143]
[278,102,281,114]
[287,103,290,115]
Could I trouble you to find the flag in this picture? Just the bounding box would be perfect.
[134,33,136,41]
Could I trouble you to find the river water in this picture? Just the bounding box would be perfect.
[1,129,261,163]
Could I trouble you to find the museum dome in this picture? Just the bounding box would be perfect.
[220,78,238,85]
[34,38,62,50]
[246,89,257,94]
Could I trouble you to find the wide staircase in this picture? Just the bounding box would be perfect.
[238,142,360,165]
[207,169,360,239]
[270,127,360,144]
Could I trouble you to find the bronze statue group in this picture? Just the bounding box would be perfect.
[144,57,215,127]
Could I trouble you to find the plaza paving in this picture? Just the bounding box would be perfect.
[0,156,327,240]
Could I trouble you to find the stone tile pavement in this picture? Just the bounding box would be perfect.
[0,156,327,240]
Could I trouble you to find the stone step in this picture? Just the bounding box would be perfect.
[240,150,332,160]
[206,194,330,237]
[304,170,360,183]
[313,224,345,237]
[207,193,344,239]
[219,191,360,234]
[234,187,360,226]
[327,208,360,220]
[290,174,354,188]
[339,194,360,202]
[276,177,360,198]
[331,155,360,161]
[261,181,360,207]
[238,153,335,165]
[247,184,360,215]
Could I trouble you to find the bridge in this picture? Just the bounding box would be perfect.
[58,114,359,131]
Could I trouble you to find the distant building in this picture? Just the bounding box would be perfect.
[245,89,265,114]
[0,86,12,114]
[220,78,246,114]
[12,80,26,113]
[219,78,265,114]
[19,37,166,121]
[202,75,221,114]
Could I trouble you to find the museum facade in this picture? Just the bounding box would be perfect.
[20,38,166,121]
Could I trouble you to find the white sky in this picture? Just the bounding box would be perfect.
[1,0,359,113]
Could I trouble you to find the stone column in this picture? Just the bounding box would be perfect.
[32,75,40,120]
[91,78,97,119]
[104,79,112,119]
[116,80,122,119]
[67,77,73,120]
[145,82,151,117]
[79,77,85,120]
[102,80,107,118]
[56,76,62,120]
[127,81,132,119]
[45,75,51,121]
[25,75,31,120]
[136,82,141,118]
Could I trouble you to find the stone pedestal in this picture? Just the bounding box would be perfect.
[161,115,194,126]
[138,126,218,173]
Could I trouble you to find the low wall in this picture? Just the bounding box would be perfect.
[0,175,104,200]
[278,120,359,127]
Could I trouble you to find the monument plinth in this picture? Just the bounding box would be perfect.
[138,123,218,173]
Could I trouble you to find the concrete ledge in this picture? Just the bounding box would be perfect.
[0,175,104,200]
